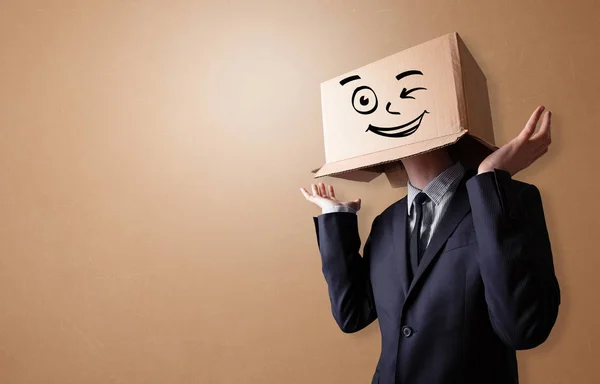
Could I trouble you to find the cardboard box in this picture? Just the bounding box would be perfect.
[313,32,497,187]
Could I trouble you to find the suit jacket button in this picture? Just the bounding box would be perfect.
[401,326,413,338]
[509,207,519,219]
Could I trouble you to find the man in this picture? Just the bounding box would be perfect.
[300,106,560,384]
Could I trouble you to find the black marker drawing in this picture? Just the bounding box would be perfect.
[400,87,427,99]
[339,74,361,86]
[340,69,430,138]
[351,85,378,115]
[395,69,423,80]
[366,110,430,137]
[385,102,401,115]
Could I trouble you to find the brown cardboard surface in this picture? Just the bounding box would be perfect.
[315,129,468,177]
[383,161,408,188]
[456,34,496,148]
[1,1,599,383]
[316,32,496,183]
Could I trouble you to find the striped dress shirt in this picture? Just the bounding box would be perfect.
[406,161,465,248]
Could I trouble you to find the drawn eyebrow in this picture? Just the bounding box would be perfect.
[396,70,423,81]
[340,75,361,86]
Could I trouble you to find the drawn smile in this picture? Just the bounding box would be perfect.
[366,110,430,138]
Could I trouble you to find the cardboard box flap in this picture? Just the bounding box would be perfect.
[469,135,497,151]
[315,129,468,178]
[311,166,381,183]
[383,161,408,188]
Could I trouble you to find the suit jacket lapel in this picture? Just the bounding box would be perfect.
[391,199,411,297]
[406,175,472,299]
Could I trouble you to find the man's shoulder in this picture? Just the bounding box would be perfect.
[466,169,542,202]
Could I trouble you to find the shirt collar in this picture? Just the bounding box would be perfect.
[407,162,465,215]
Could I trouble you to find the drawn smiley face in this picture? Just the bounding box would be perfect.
[339,70,430,138]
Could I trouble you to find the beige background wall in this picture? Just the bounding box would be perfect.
[0,0,598,383]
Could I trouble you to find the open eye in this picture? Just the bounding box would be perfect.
[352,86,378,114]
[400,87,427,99]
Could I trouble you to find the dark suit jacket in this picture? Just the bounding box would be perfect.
[313,169,560,384]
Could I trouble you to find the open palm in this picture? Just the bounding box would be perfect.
[300,183,361,212]
[479,105,552,175]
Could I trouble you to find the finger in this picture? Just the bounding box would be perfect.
[544,110,552,143]
[300,188,313,200]
[328,185,336,199]
[519,105,545,141]
[311,184,320,197]
[531,110,551,143]
[319,183,328,198]
[548,112,552,143]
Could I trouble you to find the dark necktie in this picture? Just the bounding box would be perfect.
[409,192,429,280]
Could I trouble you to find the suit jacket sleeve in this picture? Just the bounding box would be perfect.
[313,212,378,333]
[466,169,561,350]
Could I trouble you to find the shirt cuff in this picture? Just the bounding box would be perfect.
[321,205,357,215]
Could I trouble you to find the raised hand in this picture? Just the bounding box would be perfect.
[300,183,361,212]
[479,105,552,175]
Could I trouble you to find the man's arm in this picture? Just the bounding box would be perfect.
[314,212,378,333]
[467,169,560,349]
